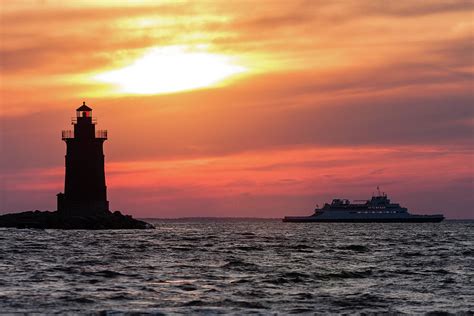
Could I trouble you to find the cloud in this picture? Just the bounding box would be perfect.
[2,0,472,77]
[358,0,474,17]
[0,3,194,26]
[431,36,474,69]
[1,58,472,173]
[0,3,199,74]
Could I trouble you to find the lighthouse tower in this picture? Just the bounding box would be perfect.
[57,102,109,214]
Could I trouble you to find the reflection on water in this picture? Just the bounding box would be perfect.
[0,219,473,314]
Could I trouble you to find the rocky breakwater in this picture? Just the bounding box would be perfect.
[0,210,154,229]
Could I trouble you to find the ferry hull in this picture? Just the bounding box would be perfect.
[282,216,444,223]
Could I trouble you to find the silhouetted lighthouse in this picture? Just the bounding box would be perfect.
[57,102,109,214]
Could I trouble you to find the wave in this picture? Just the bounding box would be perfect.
[337,244,369,252]
[220,259,259,271]
[183,299,268,309]
[80,270,123,278]
[317,269,373,280]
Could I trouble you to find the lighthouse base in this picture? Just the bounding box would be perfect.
[57,193,109,215]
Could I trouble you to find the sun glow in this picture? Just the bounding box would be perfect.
[94,46,247,94]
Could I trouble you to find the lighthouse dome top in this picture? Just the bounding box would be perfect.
[76,101,92,112]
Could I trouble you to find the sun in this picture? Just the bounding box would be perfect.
[94,46,247,95]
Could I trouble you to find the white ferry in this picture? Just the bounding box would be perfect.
[283,191,444,223]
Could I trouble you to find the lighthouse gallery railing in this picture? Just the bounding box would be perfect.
[61,130,108,140]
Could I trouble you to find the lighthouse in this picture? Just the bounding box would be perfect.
[0,101,153,229]
[57,102,109,214]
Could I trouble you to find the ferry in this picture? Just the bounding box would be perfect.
[283,190,444,223]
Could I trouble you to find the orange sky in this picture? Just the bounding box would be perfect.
[1,1,473,218]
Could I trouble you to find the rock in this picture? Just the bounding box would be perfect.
[0,210,154,230]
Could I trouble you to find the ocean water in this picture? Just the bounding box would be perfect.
[0,219,472,314]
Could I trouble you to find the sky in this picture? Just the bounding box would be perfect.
[0,0,473,218]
